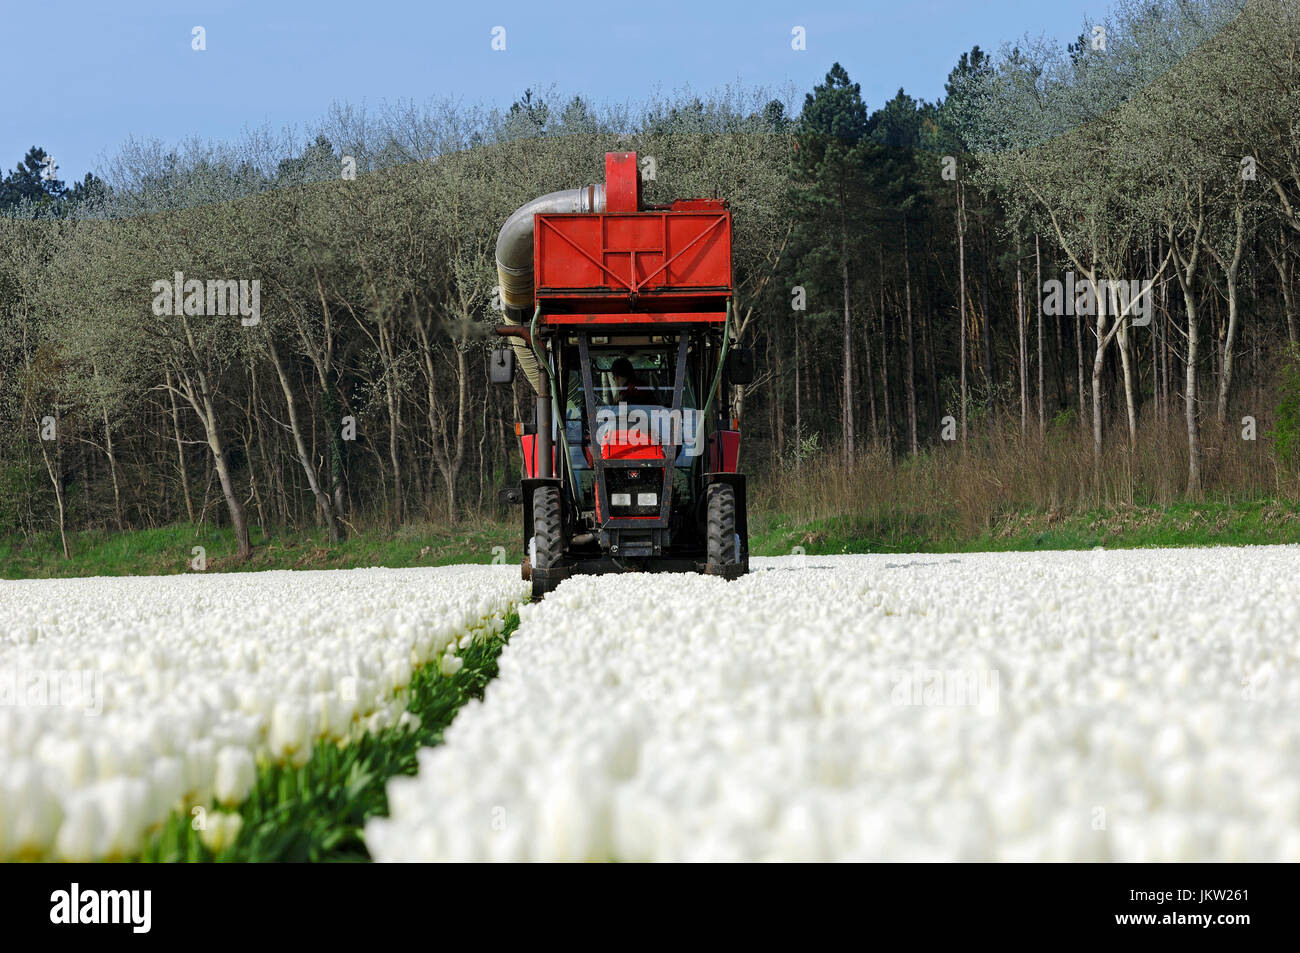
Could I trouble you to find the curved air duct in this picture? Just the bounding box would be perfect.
[496,184,606,392]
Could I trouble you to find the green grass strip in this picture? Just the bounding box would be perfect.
[0,521,519,578]
[136,610,520,863]
[749,499,1300,557]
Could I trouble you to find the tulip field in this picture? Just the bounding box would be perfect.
[368,548,1300,862]
[0,566,524,860]
[3,546,1300,861]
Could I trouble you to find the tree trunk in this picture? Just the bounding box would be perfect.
[267,334,340,542]
[242,376,266,536]
[924,291,940,435]
[37,422,71,559]
[864,304,878,443]
[1117,317,1137,450]
[841,251,855,466]
[880,250,893,462]
[979,218,995,390]
[881,301,893,464]
[772,331,784,467]
[90,361,124,531]
[1147,237,1161,423]
[305,279,348,532]
[1170,219,1204,495]
[251,371,278,527]
[1161,238,1172,419]
[1017,247,1027,434]
[323,386,347,526]
[1051,249,1066,412]
[957,185,968,448]
[1209,202,1245,426]
[377,315,404,526]
[445,346,468,520]
[1091,267,1107,463]
[1036,235,1045,437]
[1270,229,1298,350]
[102,406,124,531]
[205,405,251,558]
[477,376,490,512]
[172,313,251,557]
[793,314,801,471]
[903,218,918,455]
[419,314,471,523]
[1076,302,1086,439]
[1284,250,1298,351]
[1185,297,1201,494]
[1217,275,1239,425]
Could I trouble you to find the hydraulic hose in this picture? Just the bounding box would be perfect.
[529,306,580,503]
[700,298,733,428]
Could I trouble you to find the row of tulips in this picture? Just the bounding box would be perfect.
[368,549,1300,861]
[0,565,527,860]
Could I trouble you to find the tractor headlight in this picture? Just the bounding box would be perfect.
[611,493,632,507]
[636,492,657,507]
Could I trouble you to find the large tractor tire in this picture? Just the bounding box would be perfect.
[530,486,564,600]
[705,483,742,579]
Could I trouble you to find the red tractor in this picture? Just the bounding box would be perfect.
[490,152,753,600]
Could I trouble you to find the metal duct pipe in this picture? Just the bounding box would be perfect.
[496,184,605,392]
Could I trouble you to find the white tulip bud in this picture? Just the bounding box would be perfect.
[386,657,412,689]
[199,811,244,853]
[269,702,309,761]
[150,756,186,816]
[39,736,93,787]
[365,708,391,734]
[184,737,217,796]
[335,690,358,729]
[213,746,257,807]
[93,737,124,779]
[55,797,105,862]
[98,777,149,857]
[4,763,61,859]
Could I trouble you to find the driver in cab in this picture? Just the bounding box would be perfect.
[611,357,656,404]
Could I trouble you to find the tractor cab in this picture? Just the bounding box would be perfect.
[560,331,708,550]
[564,341,703,501]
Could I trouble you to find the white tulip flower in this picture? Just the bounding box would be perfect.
[268,702,309,761]
[213,747,257,807]
[198,811,244,853]
[96,777,150,857]
[55,796,105,862]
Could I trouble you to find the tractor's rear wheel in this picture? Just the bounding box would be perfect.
[706,483,740,578]
[531,486,563,600]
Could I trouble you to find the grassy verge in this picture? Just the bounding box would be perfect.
[138,611,519,863]
[750,499,1300,556]
[7,499,1300,580]
[0,521,518,579]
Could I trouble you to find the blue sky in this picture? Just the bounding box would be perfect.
[2,0,1099,184]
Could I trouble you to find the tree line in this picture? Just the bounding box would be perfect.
[3,0,1298,558]
[0,90,793,555]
